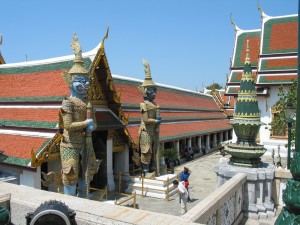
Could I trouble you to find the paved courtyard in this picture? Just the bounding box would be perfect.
[112,149,286,224]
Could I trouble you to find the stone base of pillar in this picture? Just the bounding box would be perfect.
[215,162,275,220]
[107,173,115,191]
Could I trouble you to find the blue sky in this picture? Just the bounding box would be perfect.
[0,1,298,91]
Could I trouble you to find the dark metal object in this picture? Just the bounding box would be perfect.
[26,200,76,225]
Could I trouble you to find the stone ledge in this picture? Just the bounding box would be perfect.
[0,182,199,225]
[275,168,292,179]
[182,173,247,223]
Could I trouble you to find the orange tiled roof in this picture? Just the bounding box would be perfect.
[232,30,260,68]
[128,120,232,143]
[114,80,220,110]
[0,71,69,99]
[226,14,298,98]
[114,76,231,144]
[0,108,58,122]
[128,111,225,119]
[262,16,298,54]
[0,134,48,159]
[0,134,51,166]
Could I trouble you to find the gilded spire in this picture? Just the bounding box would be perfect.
[141,59,156,87]
[69,33,89,75]
[71,33,82,61]
[245,40,250,64]
[0,33,2,46]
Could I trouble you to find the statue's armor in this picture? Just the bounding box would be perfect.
[60,97,88,186]
[138,100,159,165]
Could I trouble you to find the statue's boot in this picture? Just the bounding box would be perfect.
[77,178,94,198]
[64,185,76,196]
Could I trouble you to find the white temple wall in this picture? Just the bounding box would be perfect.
[47,159,62,192]
[114,144,129,177]
[257,86,281,145]
[20,166,41,189]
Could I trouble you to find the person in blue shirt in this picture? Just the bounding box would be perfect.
[179,167,191,202]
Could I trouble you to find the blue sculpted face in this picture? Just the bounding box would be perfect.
[72,75,90,96]
[145,86,157,102]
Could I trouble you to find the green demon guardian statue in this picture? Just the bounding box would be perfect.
[137,59,161,178]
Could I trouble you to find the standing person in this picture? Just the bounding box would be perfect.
[173,180,189,216]
[180,167,191,202]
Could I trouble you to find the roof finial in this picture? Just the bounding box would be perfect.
[257,0,269,20]
[101,24,109,47]
[245,40,251,64]
[104,24,109,40]
[230,13,241,32]
[141,59,156,87]
[0,33,2,46]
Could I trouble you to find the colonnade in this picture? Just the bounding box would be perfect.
[161,129,233,159]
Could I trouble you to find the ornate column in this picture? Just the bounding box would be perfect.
[225,131,229,141]
[213,133,217,148]
[220,132,224,143]
[187,138,192,148]
[197,136,202,149]
[107,131,115,191]
[206,135,210,151]
[246,182,256,211]
[257,172,265,206]
[265,171,275,211]
[175,140,180,155]
[159,142,165,169]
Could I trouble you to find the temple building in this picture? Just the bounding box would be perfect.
[225,9,297,148]
[0,31,232,191]
[0,33,5,65]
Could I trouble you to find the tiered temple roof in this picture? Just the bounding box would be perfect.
[225,11,298,96]
[0,34,231,169]
[113,75,231,143]
[0,37,126,167]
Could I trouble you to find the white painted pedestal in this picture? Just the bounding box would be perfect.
[125,174,178,199]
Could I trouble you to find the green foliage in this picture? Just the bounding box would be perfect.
[271,80,297,147]
[160,148,179,161]
[206,82,223,91]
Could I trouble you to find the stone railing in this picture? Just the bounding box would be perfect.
[182,173,247,225]
[0,182,198,225]
[0,173,247,225]
[272,168,292,207]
